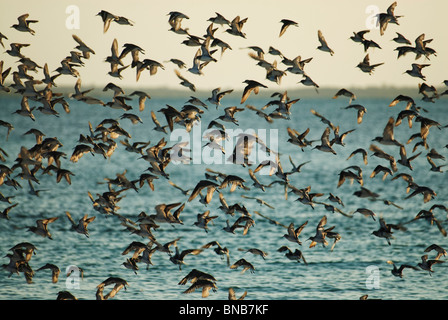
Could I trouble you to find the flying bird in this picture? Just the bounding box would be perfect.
[378,1,402,36]
[207,87,233,108]
[308,216,329,248]
[283,221,308,245]
[11,14,38,35]
[174,70,196,92]
[240,80,268,104]
[333,88,356,104]
[386,260,418,278]
[317,30,334,55]
[27,217,59,240]
[356,54,384,74]
[279,19,298,37]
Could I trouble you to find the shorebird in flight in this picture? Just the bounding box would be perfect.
[194,210,218,233]
[174,69,196,92]
[179,269,217,287]
[208,12,230,26]
[389,94,415,109]
[216,106,245,126]
[36,263,60,283]
[333,88,356,104]
[346,148,368,165]
[317,30,334,56]
[225,16,248,38]
[372,217,406,245]
[278,246,308,264]
[350,30,370,44]
[0,62,11,93]
[313,127,337,155]
[240,80,268,104]
[378,1,402,36]
[418,255,444,275]
[0,120,13,141]
[424,244,447,261]
[27,217,59,240]
[219,174,250,192]
[229,288,248,300]
[230,258,255,274]
[182,279,217,298]
[170,246,203,270]
[97,10,132,33]
[11,14,38,35]
[97,10,118,33]
[357,54,384,74]
[404,63,430,81]
[65,211,95,238]
[246,170,270,192]
[285,55,312,75]
[372,117,403,147]
[405,185,437,203]
[283,221,308,245]
[188,180,220,204]
[72,34,95,59]
[299,74,319,92]
[370,165,393,180]
[96,277,128,300]
[397,146,421,170]
[238,248,268,260]
[308,216,329,248]
[392,32,411,45]
[427,156,446,173]
[207,87,233,108]
[354,208,376,221]
[386,260,419,278]
[0,203,18,220]
[279,19,298,37]
[331,126,356,147]
[245,105,274,123]
[202,241,230,266]
[408,209,447,237]
[12,96,36,121]
[167,11,189,34]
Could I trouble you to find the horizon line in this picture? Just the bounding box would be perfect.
[1,84,444,100]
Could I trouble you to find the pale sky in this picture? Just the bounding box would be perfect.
[1,0,447,92]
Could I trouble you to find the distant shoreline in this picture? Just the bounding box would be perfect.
[1,85,446,101]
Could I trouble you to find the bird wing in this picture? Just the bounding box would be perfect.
[295,220,308,236]
[180,248,203,260]
[382,117,396,140]
[426,156,437,169]
[219,193,230,209]
[317,215,327,231]
[286,223,296,238]
[321,127,332,146]
[434,219,447,237]
[188,180,209,201]
[65,211,76,226]
[43,216,59,225]
[317,30,327,46]
[248,169,260,184]
[240,85,254,104]
[228,288,237,300]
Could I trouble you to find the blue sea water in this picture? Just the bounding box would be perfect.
[0,91,447,301]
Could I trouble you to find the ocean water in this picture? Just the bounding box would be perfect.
[0,91,447,301]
